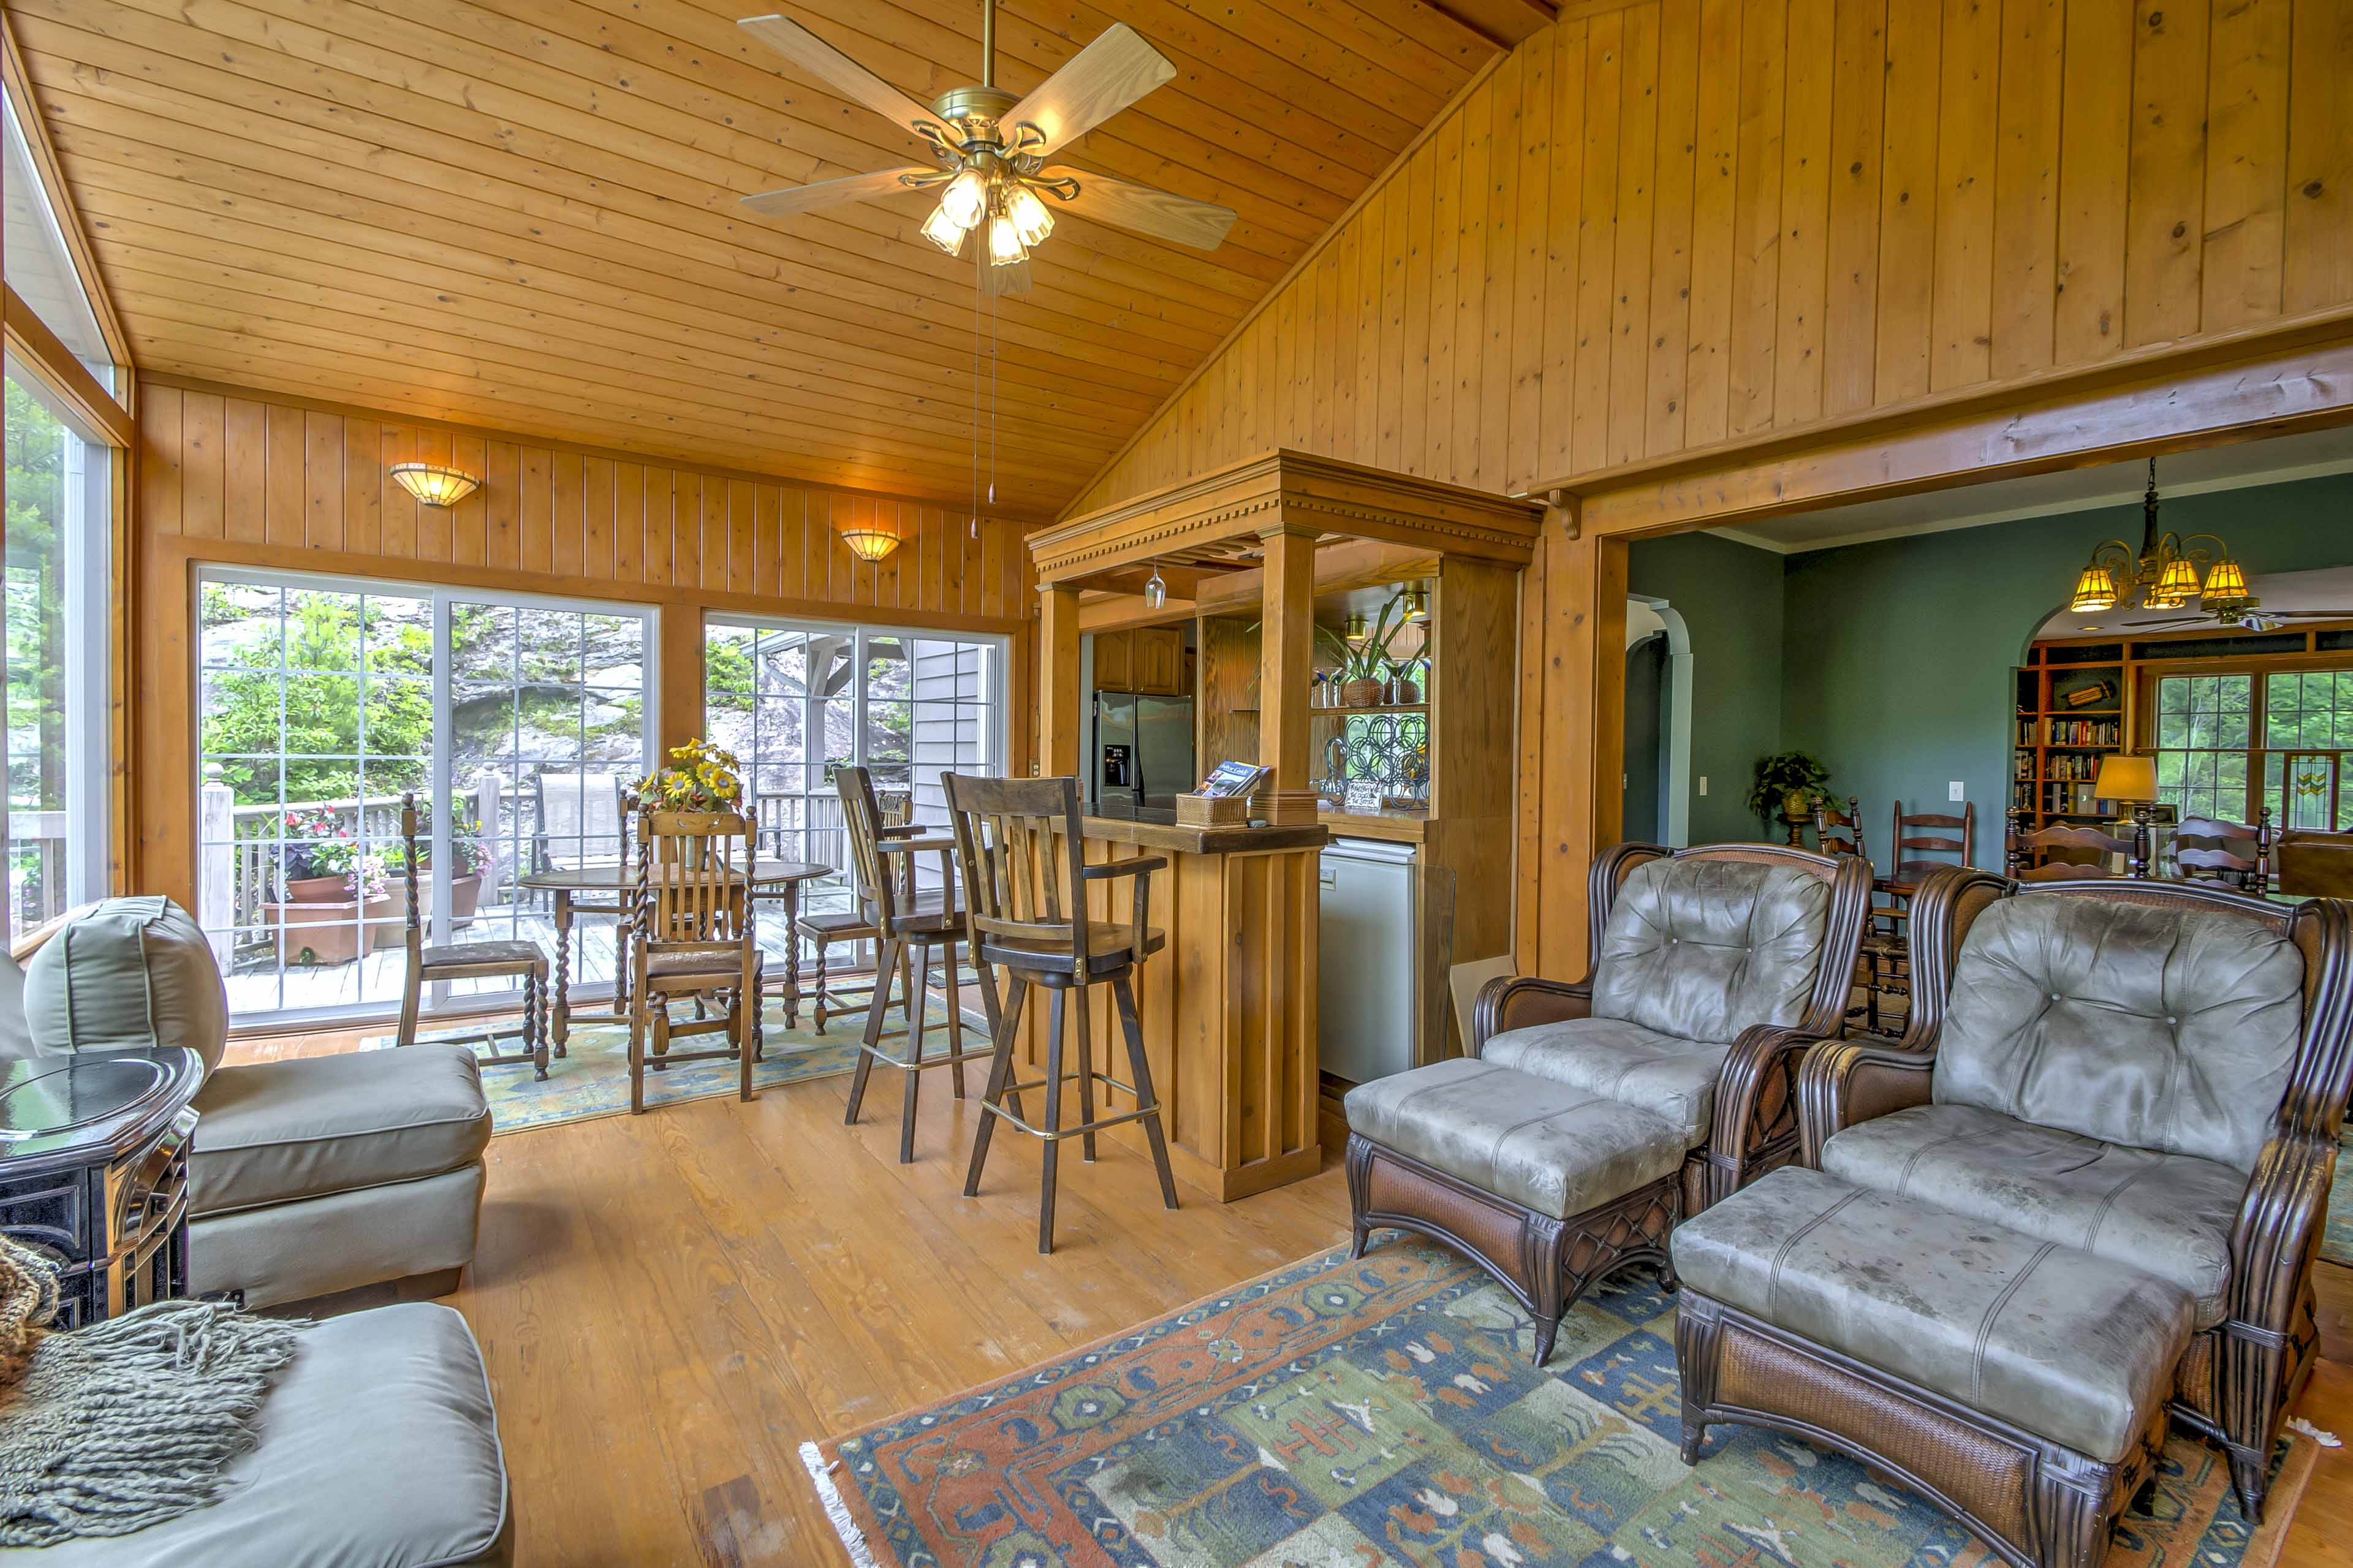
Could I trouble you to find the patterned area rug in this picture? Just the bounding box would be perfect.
[364,993,989,1134]
[803,1237,2317,1568]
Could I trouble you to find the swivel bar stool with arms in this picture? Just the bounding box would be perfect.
[942,773,1180,1254]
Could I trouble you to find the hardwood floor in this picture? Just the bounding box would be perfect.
[233,1024,2353,1567]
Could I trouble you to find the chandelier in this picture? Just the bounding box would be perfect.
[2066,459,2254,615]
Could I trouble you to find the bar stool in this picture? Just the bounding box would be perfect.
[836,765,997,1162]
[943,772,1180,1254]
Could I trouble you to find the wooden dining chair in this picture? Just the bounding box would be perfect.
[626,806,763,1114]
[836,765,997,1162]
[394,792,550,1078]
[794,790,915,1033]
[943,772,1179,1254]
[1814,796,1901,1034]
[2174,808,2273,894]
[2009,818,2145,881]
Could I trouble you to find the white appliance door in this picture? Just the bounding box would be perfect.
[1317,837,1420,1086]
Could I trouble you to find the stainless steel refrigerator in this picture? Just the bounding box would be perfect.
[1092,693,1195,809]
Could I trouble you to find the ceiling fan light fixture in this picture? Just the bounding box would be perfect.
[2069,562,2120,614]
[940,167,989,230]
[1006,183,1055,246]
[1344,610,1370,643]
[919,202,968,255]
[986,211,1029,266]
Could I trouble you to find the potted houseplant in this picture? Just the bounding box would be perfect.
[634,738,746,813]
[280,805,354,903]
[1316,591,1416,708]
[376,798,491,947]
[1746,751,1834,846]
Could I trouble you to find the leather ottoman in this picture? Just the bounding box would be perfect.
[1343,1056,1686,1364]
[1672,1165,2196,1568]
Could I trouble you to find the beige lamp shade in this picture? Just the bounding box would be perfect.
[2094,754,2159,803]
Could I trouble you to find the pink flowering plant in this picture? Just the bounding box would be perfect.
[281,805,388,899]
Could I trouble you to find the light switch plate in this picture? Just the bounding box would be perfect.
[1949,780,1966,801]
[1698,776,1708,795]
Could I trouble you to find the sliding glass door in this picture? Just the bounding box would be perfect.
[197,569,654,1022]
[705,618,1005,915]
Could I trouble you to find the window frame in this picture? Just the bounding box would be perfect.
[194,562,661,1026]
[2135,648,2353,825]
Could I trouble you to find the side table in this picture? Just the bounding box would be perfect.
[0,1047,205,1327]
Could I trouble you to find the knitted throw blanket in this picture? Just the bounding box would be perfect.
[0,1234,306,1546]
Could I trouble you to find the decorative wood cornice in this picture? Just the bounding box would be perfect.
[1029,449,1542,585]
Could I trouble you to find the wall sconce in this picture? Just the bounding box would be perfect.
[390,463,480,507]
[837,520,903,562]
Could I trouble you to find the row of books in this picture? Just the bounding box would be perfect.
[2017,717,2121,747]
[2040,782,2123,816]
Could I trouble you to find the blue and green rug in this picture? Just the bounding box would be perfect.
[805,1237,2317,1568]
[366,994,989,1134]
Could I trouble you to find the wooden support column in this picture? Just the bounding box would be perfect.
[1515,496,1627,979]
[1257,525,1319,825]
[1039,583,1082,779]
[657,605,704,756]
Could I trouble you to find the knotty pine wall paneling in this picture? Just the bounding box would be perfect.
[1067,0,2353,516]
[134,378,1037,907]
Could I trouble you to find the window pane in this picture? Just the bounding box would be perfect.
[4,372,106,934]
[2,95,111,390]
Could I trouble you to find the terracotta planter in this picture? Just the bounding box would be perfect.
[1341,678,1385,708]
[371,871,486,949]
[267,900,368,966]
[284,873,352,904]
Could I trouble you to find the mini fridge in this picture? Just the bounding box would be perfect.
[1317,836,1420,1086]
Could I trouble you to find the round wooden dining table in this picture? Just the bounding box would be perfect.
[516,859,832,1050]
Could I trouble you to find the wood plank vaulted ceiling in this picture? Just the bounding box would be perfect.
[17,0,1552,518]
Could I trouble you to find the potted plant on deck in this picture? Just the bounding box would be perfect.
[1746,751,1834,846]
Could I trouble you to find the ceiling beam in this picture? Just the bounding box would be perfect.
[1422,1,1561,49]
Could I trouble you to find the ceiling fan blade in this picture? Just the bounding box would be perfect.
[741,166,936,218]
[740,14,938,135]
[1044,167,1235,250]
[1002,25,1176,159]
[2120,615,2208,628]
[2259,610,2353,619]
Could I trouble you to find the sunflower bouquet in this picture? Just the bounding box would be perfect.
[633,738,746,814]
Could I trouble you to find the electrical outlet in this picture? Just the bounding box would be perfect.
[1949,780,1965,801]
[1698,776,1708,796]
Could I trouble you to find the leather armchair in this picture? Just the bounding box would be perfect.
[1474,840,1874,1211]
[1797,868,2353,1527]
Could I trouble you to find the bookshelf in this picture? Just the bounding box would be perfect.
[2012,642,2127,838]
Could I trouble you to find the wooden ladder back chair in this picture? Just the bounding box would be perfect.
[942,772,1179,1254]
[836,766,996,1163]
[1888,798,1976,888]
[2174,808,2273,894]
[1814,797,1901,1033]
[794,790,913,1034]
[395,792,550,1078]
[626,806,763,1114]
[2010,819,2146,881]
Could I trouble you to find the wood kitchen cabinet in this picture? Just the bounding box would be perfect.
[1091,627,1185,695]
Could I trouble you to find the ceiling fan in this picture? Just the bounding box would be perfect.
[735,2,1237,295]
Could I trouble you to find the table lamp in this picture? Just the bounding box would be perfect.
[2093,754,2158,812]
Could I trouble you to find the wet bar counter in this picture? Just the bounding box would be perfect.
[1009,805,1328,1202]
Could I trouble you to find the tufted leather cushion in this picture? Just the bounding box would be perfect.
[1673,1166,2195,1463]
[1344,1057,1687,1219]
[1934,895,2303,1172]
[1588,857,1830,1046]
[1819,1102,2246,1329]
[1481,1017,1730,1145]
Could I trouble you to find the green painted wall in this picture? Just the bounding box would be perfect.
[1779,470,2353,871]
[1627,530,1786,844]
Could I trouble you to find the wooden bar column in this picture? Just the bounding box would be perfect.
[1515,495,1627,977]
[1257,525,1319,825]
[1039,583,1082,779]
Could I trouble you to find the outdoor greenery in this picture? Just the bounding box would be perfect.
[6,379,70,927]
[201,587,433,805]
